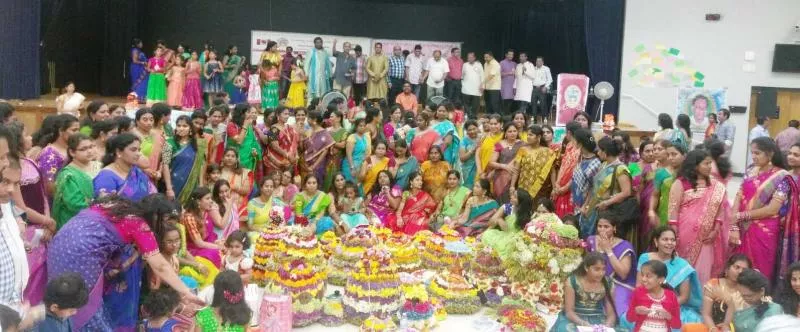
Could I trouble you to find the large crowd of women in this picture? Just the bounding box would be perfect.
[4,85,800,331]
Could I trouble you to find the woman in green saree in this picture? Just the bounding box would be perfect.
[733,269,784,332]
[166,115,208,205]
[222,45,245,98]
[648,141,686,227]
[225,103,262,171]
[432,170,471,232]
[454,179,499,237]
[323,110,349,191]
[293,175,336,236]
[480,188,533,261]
[53,134,96,229]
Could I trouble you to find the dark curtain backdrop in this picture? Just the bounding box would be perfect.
[137,0,499,65]
[0,0,41,99]
[41,0,139,97]
[18,0,624,100]
[497,1,590,89]
[584,0,625,119]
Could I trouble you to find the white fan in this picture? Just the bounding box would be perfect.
[592,81,615,122]
[428,95,448,107]
[321,90,348,109]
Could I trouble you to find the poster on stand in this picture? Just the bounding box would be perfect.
[555,74,590,126]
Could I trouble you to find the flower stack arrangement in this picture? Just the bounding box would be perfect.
[469,243,508,307]
[428,270,481,315]
[503,214,583,312]
[385,233,421,273]
[414,230,447,270]
[496,303,548,332]
[343,246,403,324]
[368,224,392,243]
[320,291,345,327]
[319,231,340,260]
[252,212,288,285]
[359,314,396,332]
[273,226,327,327]
[398,282,437,331]
[329,226,379,286]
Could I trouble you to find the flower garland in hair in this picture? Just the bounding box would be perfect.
[223,289,244,304]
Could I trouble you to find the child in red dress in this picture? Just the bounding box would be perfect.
[626,260,682,331]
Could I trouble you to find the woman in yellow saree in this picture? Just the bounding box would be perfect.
[513,125,557,201]
[420,145,451,202]
[360,141,391,195]
[476,114,503,178]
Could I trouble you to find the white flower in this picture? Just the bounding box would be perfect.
[519,251,534,264]
[547,258,560,275]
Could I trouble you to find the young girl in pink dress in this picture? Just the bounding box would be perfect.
[182,51,203,109]
[166,56,185,107]
[247,66,261,107]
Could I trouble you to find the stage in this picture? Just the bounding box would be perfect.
[3,93,127,132]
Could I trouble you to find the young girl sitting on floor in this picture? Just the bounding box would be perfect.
[195,270,253,331]
[626,260,681,331]
[223,230,253,284]
[155,223,218,290]
[337,181,368,231]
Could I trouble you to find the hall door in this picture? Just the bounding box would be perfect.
[749,88,800,137]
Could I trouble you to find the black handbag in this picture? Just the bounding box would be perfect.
[604,164,640,237]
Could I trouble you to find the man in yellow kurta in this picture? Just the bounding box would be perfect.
[366,42,389,100]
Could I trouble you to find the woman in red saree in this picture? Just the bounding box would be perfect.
[408,112,439,163]
[669,149,729,285]
[731,137,800,284]
[551,122,581,217]
[262,106,298,175]
[386,172,437,235]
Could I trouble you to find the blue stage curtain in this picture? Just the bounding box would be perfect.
[0,0,41,99]
[584,0,625,119]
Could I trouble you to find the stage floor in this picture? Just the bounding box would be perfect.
[3,93,128,110]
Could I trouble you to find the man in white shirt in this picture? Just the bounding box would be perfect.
[531,56,553,123]
[422,50,449,99]
[461,52,484,118]
[747,116,771,166]
[404,45,425,97]
[513,52,535,116]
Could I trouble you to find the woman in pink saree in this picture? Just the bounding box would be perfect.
[668,149,729,284]
[633,140,657,253]
[731,137,800,284]
[488,123,523,202]
[365,170,401,226]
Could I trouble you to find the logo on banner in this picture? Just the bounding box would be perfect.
[555,74,590,126]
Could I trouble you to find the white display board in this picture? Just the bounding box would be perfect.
[373,39,462,58]
[250,30,373,66]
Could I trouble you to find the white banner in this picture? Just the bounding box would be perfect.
[373,39,462,58]
[250,30,372,65]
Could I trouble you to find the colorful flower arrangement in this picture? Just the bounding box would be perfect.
[496,303,548,332]
[343,246,403,324]
[320,292,345,327]
[385,233,422,273]
[329,227,379,285]
[398,284,437,331]
[428,271,481,315]
[503,215,583,311]
[359,314,396,332]
[319,231,340,259]
[253,225,287,285]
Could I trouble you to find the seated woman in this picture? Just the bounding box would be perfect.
[292,175,336,236]
[219,147,253,220]
[246,178,291,241]
[453,178,498,237]
[586,212,636,318]
[420,146,451,202]
[386,172,437,235]
[365,170,401,227]
[550,252,617,331]
[432,170,470,232]
[700,254,751,331]
[777,262,800,317]
[733,269,784,331]
[621,226,703,328]
[181,187,223,268]
[480,188,533,261]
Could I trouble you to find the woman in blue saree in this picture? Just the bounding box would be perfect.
[570,128,601,224]
[432,103,460,166]
[621,226,703,329]
[167,115,208,205]
[47,195,199,331]
[91,133,157,331]
[392,140,418,191]
[342,118,371,183]
[130,38,149,103]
